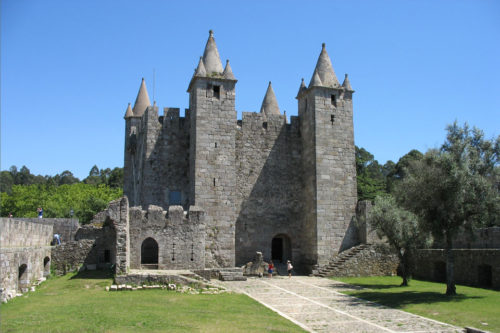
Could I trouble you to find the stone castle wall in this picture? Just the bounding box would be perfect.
[0,218,53,302]
[128,205,205,270]
[124,107,191,210]
[235,113,304,266]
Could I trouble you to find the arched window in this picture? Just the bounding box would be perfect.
[141,237,159,269]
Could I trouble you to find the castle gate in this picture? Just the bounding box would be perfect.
[141,238,159,269]
[272,234,291,263]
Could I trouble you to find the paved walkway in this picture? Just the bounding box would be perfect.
[221,276,463,333]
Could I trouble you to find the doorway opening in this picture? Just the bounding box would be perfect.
[141,237,159,269]
[271,234,291,264]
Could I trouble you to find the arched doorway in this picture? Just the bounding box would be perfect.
[18,264,28,292]
[43,257,51,277]
[271,234,291,264]
[141,237,159,269]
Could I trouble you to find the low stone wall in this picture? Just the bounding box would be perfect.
[0,218,80,244]
[324,244,399,277]
[50,240,95,275]
[0,218,53,247]
[0,218,53,302]
[413,249,500,289]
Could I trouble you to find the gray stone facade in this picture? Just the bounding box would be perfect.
[0,218,53,302]
[122,31,358,273]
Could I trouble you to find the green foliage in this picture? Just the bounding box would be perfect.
[395,122,500,295]
[1,183,122,224]
[369,195,428,286]
[334,276,500,332]
[356,146,388,201]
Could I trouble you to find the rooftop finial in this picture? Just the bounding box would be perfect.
[322,43,326,49]
[202,29,224,74]
[209,29,214,37]
[260,81,280,115]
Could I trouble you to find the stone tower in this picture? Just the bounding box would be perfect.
[187,30,238,267]
[296,43,357,267]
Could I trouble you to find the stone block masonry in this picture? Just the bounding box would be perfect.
[122,31,358,272]
[0,218,53,302]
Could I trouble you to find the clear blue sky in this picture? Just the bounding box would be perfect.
[2,0,499,179]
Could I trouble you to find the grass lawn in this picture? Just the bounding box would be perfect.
[0,271,305,333]
[334,276,500,333]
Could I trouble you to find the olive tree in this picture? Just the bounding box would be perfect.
[369,195,426,286]
[397,122,499,295]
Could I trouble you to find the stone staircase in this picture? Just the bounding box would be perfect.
[218,267,247,281]
[313,244,370,277]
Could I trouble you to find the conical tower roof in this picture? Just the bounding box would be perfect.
[194,56,207,76]
[296,78,307,97]
[223,60,235,80]
[309,69,322,87]
[342,73,353,91]
[309,43,339,88]
[202,30,224,75]
[132,78,151,117]
[124,103,134,118]
[260,81,280,115]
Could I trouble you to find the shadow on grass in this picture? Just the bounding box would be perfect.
[70,269,114,280]
[350,290,483,308]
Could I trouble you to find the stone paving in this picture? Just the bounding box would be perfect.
[221,276,464,333]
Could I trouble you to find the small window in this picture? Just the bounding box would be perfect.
[104,250,111,263]
[169,191,182,205]
[215,142,218,148]
[262,122,268,130]
[331,95,337,107]
[331,115,335,124]
[213,85,220,99]
[213,178,216,186]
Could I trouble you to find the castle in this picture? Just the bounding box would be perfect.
[122,31,357,273]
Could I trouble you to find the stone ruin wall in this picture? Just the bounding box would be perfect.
[0,218,53,302]
[128,205,205,270]
[235,112,305,267]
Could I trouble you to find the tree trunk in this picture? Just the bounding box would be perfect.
[445,232,456,295]
[399,252,409,286]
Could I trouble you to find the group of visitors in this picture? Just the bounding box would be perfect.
[267,260,294,278]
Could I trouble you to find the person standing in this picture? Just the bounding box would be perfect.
[37,207,43,219]
[287,260,293,278]
[268,261,274,278]
[53,234,61,245]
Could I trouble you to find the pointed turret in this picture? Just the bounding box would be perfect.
[309,69,322,87]
[299,77,307,92]
[309,43,339,88]
[194,57,207,76]
[124,103,134,118]
[132,78,151,117]
[260,81,280,116]
[202,30,224,75]
[223,60,235,80]
[342,73,353,91]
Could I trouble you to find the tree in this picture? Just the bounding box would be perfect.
[369,195,427,286]
[385,149,423,193]
[396,122,499,295]
[356,146,387,201]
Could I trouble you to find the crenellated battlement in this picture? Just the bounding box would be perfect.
[236,112,300,139]
[122,31,357,272]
